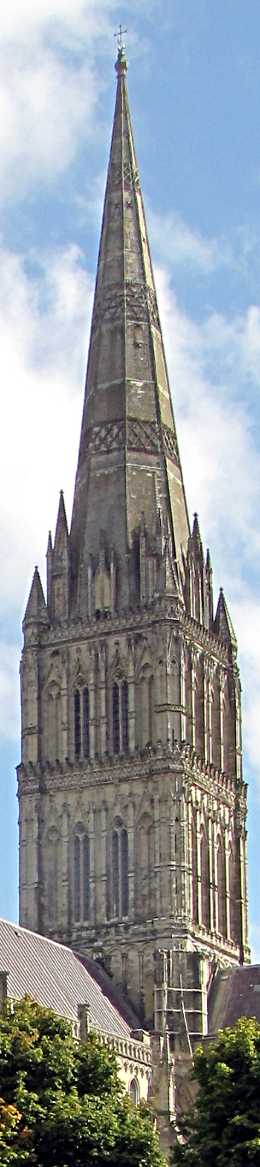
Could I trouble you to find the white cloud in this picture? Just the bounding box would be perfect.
[0,1,125,199]
[0,244,93,616]
[148,208,233,272]
[0,643,20,742]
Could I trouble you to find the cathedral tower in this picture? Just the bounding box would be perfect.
[18,45,250,1038]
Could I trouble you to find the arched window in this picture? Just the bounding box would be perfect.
[136,815,154,919]
[112,819,128,918]
[112,683,120,754]
[112,681,129,754]
[74,689,81,758]
[47,828,59,925]
[83,687,90,759]
[74,687,90,760]
[47,684,61,762]
[217,835,226,936]
[129,1078,139,1105]
[229,843,238,942]
[191,812,198,924]
[137,668,154,748]
[122,681,129,750]
[200,825,210,930]
[73,829,90,923]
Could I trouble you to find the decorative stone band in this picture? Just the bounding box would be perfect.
[108,159,141,190]
[83,418,179,463]
[92,281,160,331]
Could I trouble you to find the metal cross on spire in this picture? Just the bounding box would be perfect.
[114,23,127,52]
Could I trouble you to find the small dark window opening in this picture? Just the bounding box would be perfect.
[74,690,81,758]
[83,686,90,759]
[113,683,120,754]
[122,681,129,750]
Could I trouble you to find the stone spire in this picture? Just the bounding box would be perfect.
[70,46,190,609]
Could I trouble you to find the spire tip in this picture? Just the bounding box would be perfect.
[114,24,128,75]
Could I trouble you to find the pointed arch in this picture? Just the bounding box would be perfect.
[200,824,210,930]
[74,685,90,760]
[44,682,61,763]
[73,824,90,924]
[129,1078,140,1105]
[47,827,59,926]
[112,817,128,918]
[137,663,154,748]
[229,841,238,942]
[191,810,198,924]
[217,834,226,937]
[136,812,154,919]
[112,680,129,754]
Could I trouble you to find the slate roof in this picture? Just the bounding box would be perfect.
[0,918,134,1037]
[208,964,260,1034]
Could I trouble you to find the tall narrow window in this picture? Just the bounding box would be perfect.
[83,832,90,919]
[47,829,58,926]
[74,690,81,758]
[200,826,210,930]
[122,681,129,750]
[112,829,119,916]
[74,834,81,923]
[148,676,154,743]
[83,687,90,759]
[229,844,238,942]
[112,819,128,918]
[73,830,90,923]
[129,1078,139,1105]
[121,827,129,916]
[113,683,120,754]
[217,836,226,936]
[191,813,198,923]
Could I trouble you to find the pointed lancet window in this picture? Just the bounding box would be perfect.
[74,689,81,758]
[73,828,90,923]
[200,825,210,930]
[47,828,59,926]
[113,683,120,754]
[112,818,128,918]
[112,680,129,754]
[74,686,90,760]
[122,680,129,750]
[83,687,90,759]
[217,835,226,937]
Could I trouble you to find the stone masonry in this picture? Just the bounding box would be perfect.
[18,46,250,1064]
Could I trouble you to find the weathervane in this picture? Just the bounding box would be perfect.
[114,23,127,53]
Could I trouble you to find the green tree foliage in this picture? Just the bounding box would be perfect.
[0,996,165,1167]
[172,1017,260,1167]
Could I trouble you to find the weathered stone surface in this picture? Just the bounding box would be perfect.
[18,45,250,1137]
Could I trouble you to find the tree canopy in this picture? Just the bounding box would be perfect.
[172,1017,260,1167]
[0,996,165,1166]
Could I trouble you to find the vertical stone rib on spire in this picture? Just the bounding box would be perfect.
[70,50,190,603]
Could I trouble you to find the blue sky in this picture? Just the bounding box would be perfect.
[0,0,260,957]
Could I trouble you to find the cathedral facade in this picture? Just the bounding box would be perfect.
[18,45,250,1045]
